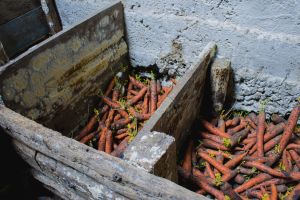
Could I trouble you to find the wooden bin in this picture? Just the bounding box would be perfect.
[0,2,215,199]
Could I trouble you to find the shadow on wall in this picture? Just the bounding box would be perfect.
[0,127,52,199]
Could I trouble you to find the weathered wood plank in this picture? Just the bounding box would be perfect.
[0,7,50,58]
[32,169,85,200]
[0,41,9,66]
[13,140,129,200]
[41,0,62,34]
[0,104,206,200]
[0,0,40,25]
[210,58,231,113]
[124,42,217,180]
[0,2,128,135]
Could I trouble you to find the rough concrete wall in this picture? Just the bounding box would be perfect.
[56,0,300,116]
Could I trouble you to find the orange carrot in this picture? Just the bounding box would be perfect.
[102,96,120,108]
[104,77,115,96]
[75,115,98,140]
[129,89,139,95]
[198,150,231,174]
[201,139,230,151]
[268,104,300,165]
[289,149,300,168]
[225,117,240,127]
[100,105,109,114]
[225,152,247,169]
[98,127,108,151]
[248,113,258,125]
[242,140,256,151]
[246,190,263,199]
[178,167,225,200]
[79,130,98,144]
[242,137,256,144]
[157,86,172,107]
[270,184,277,200]
[196,189,206,195]
[105,130,113,154]
[234,173,272,193]
[116,128,127,135]
[245,116,257,129]
[114,114,121,121]
[115,132,128,140]
[128,107,151,120]
[218,119,226,133]
[205,149,233,159]
[250,178,288,190]
[222,170,237,182]
[263,135,282,153]
[170,78,177,85]
[286,182,300,200]
[234,174,245,184]
[101,111,108,123]
[230,126,251,147]
[129,76,146,89]
[257,111,266,157]
[156,80,161,93]
[220,182,242,200]
[111,118,131,130]
[128,87,148,105]
[111,136,129,157]
[243,161,289,178]
[205,162,215,179]
[282,150,293,172]
[238,167,255,175]
[201,119,231,138]
[264,122,285,142]
[228,118,247,134]
[127,81,133,99]
[289,171,300,181]
[244,156,268,163]
[182,140,193,173]
[200,132,223,144]
[142,87,150,114]
[105,109,115,127]
[192,167,213,185]
[249,122,285,154]
[286,143,300,150]
[150,79,157,114]
[271,114,286,124]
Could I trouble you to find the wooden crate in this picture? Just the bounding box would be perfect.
[0,2,215,199]
[0,0,61,64]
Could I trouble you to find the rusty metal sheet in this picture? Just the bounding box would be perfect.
[0,6,50,58]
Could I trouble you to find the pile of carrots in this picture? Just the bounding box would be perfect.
[178,103,300,200]
[74,74,174,157]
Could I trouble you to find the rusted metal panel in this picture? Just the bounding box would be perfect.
[0,0,40,25]
[0,7,50,58]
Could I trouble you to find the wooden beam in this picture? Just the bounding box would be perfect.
[0,104,206,200]
[41,0,62,34]
[0,7,49,58]
[0,41,9,66]
[0,0,40,25]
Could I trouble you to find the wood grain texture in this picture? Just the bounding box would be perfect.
[0,0,40,25]
[0,104,207,200]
